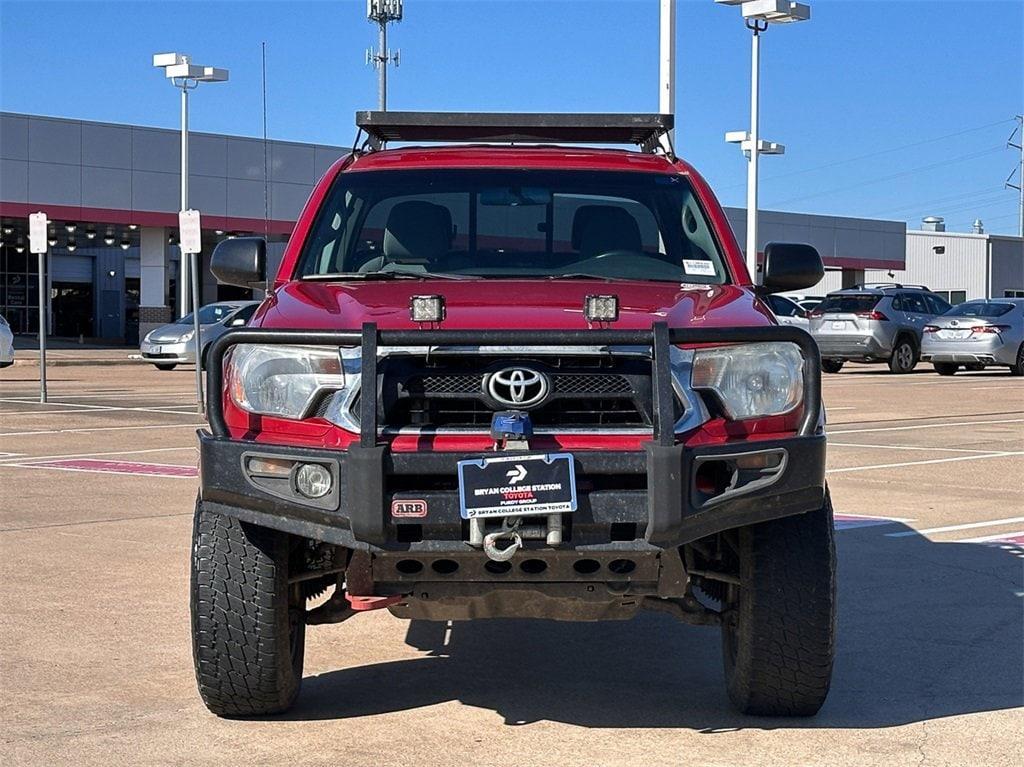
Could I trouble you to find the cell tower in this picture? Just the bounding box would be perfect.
[366,0,402,111]
[1006,115,1023,238]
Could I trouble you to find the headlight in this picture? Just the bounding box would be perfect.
[691,342,804,420]
[179,329,195,342]
[227,345,350,419]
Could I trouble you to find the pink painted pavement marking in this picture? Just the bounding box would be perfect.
[834,514,899,531]
[14,458,197,478]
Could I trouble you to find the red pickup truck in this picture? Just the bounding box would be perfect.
[192,112,834,718]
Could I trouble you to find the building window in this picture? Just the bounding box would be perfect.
[934,289,967,305]
[1004,289,1024,298]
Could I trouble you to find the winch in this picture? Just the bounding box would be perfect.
[468,410,564,561]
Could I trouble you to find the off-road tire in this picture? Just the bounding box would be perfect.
[155,363,177,371]
[933,362,959,376]
[1010,344,1024,377]
[191,499,305,717]
[820,359,844,374]
[722,490,836,717]
[888,337,918,374]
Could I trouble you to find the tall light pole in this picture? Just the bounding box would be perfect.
[152,53,228,318]
[659,0,676,146]
[367,0,402,110]
[717,0,810,283]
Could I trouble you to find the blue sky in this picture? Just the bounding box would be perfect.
[1,0,1021,233]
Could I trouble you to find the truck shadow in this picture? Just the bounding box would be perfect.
[290,522,1023,729]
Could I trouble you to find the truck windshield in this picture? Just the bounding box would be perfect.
[296,170,728,284]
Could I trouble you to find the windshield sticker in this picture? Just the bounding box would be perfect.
[683,259,716,276]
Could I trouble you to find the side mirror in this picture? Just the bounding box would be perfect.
[211,237,267,290]
[761,242,824,294]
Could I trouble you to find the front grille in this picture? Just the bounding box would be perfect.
[353,354,670,431]
[407,372,633,398]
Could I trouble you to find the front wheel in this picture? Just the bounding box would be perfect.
[820,359,844,374]
[191,499,305,717]
[933,362,959,376]
[888,338,918,374]
[722,491,836,717]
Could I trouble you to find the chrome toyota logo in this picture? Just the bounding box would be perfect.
[486,367,549,408]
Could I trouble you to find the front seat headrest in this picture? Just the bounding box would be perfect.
[382,201,453,264]
[571,205,643,259]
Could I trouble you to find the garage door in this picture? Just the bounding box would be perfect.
[52,255,94,283]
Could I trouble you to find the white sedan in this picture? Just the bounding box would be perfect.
[766,294,810,329]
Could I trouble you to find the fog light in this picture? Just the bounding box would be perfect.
[295,463,332,498]
[410,294,445,322]
[584,294,619,322]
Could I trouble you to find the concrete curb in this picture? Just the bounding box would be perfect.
[10,357,150,368]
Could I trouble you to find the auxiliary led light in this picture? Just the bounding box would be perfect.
[295,463,332,499]
[410,294,446,323]
[584,294,619,322]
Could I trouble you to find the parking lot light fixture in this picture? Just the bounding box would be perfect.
[152,52,229,320]
[715,0,810,284]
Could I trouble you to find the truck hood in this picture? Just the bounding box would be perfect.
[256,279,773,331]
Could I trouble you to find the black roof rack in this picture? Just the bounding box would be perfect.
[354,111,674,154]
[847,282,931,292]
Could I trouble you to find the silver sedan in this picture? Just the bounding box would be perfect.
[140,301,259,370]
[922,298,1024,376]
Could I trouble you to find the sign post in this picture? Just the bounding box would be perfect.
[28,212,49,403]
[178,209,204,414]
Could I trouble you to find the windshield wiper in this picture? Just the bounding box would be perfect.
[302,271,475,281]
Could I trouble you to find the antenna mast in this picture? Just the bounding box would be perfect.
[366,0,403,111]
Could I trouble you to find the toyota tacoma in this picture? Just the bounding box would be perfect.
[192,112,834,718]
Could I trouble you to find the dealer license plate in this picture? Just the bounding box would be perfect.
[831,321,846,330]
[938,329,971,340]
[457,453,577,519]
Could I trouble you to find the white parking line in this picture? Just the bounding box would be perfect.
[0,423,205,437]
[827,418,1024,435]
[958,530,1024,543]
[886,516,1024,538]
[827,451,1023,475]
[0,446,195,464]
[829,442,1012,454]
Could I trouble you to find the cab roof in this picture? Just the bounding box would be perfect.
[344,145,689,174]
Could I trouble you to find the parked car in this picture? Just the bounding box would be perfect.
[783,294,824,313]
[191,111,834,720]
[766,293,810,329]
[922,298,1024,376]
[140,301,259,370]
[808,284,951,373]
[0,313,13,368]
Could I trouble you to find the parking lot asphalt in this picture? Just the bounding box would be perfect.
[1,361,1021,766]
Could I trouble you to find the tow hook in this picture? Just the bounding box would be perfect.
[482,518,524,562]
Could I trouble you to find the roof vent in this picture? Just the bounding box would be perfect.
[921,216,945,232]
[972,219,984,234]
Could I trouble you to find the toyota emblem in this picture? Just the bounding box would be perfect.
[485,367,550,408]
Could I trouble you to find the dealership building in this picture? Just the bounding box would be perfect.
[1,111,1021,343]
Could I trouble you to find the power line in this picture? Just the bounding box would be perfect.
[768,146,1004,208]
[718,117,1015,190]
[863,187,1007,218]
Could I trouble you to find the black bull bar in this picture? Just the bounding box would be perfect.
[202,323,823,547]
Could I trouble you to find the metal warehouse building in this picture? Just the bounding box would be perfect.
[816,222,1023,303]
[16,110,1021,345]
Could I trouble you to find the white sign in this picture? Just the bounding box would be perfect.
[683,259,717,276]
[28,212,48,254]
[178,209,202,254]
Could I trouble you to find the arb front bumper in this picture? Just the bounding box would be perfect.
[199,323,825,553]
